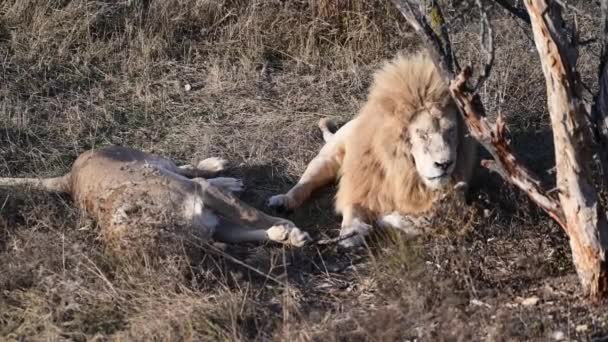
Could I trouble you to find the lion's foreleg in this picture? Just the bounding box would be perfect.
[376,212,427,236]
[268,141,343,212]
[337,205,373,248]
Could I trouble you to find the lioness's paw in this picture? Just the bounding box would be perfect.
[267,194,291,212]
[207,177,244,194]
[338,219,372,248]
[197,157,228,173]
[266,223,311,247]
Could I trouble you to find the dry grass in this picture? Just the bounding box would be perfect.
[2,0,608,340]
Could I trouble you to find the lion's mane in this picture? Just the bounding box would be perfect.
[335,51,477,218]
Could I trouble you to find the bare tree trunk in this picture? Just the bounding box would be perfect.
[524,0,608,299]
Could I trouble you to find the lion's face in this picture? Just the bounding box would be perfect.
[407,105,459,189]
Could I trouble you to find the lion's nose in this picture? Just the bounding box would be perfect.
[434,160,453,171]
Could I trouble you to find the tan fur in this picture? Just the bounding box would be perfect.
[268,51,477,247]
[0,146,311,258]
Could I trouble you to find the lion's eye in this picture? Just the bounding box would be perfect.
[417,130,428,139]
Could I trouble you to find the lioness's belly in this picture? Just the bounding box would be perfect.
[68,147,198,227]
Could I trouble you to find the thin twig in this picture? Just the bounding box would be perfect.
[494,0,531,24]
[389,0,456,78]
[474,0,495,91]
[314,232,358,246]
[554,0,594,19]
[201,241,288,287]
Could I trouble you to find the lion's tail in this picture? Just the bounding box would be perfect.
[0,173,72,193]
[318,118,336,142]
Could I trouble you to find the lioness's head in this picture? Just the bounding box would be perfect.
[408,104,459,189]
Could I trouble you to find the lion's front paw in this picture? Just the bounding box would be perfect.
[197,157,228,173]
[207,177,244,194]
[453,181,468,204]
[453,181,468,192]
[267,194,292,213]
[338,219,372,248]
[377,213,425,236]
[266,223,311,247]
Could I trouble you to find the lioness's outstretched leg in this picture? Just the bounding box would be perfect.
[268,118,355,212]
[196,179,311,246]
[212,218,310,247]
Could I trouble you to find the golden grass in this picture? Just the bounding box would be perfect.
[1,0,607,340]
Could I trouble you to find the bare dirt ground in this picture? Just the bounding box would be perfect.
[2,1,608,341]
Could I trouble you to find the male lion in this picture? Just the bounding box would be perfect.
[268,51,477,247]
[0,146,310,256]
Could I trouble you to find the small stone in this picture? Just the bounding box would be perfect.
[552,331,565,340]
[521,296,540,306]
[575,324,588,332]
[470,299,491,308]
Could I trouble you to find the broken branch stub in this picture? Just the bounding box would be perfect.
[524,0,608,299]
[449,68,566,228]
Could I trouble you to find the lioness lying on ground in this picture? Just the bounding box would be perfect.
[268,51,477,247]
[0,146,310,256]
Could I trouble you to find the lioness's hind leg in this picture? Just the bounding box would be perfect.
[206,177,244,194]
[177,157,228,178]
[265,222,310,247]
[196,157,228,173]
[213,218,310,247]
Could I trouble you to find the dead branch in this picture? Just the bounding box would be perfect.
[315,232,358,246]
[389,0,455,78]
[524,0,608,299]
[553,0,595,19]
[450,68,567,228]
